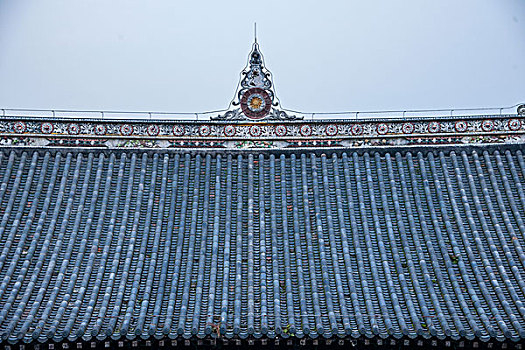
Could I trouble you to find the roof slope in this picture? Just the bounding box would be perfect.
[0,145,525,344]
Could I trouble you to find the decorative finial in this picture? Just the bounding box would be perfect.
[211,37,302,121]
[254,22,257,44]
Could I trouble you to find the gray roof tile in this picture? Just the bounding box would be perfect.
[0,147,524,343]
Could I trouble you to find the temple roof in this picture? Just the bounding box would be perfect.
[1,40,525,349]
[0,144,524,346]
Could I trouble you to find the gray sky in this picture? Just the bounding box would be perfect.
[0,0,524,115]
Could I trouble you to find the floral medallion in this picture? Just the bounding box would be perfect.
[240,88,272,120]
[249,125,262,137]
[68,123,80,135]
[147,124,160,136]
[508,119,521,131]
[13,121,26,134]
[300,124,312,137]
[173,125,185,136]
[455,121,468,132]
[325,124,338,136]
[377,123,388,135]
[95,124,107,135]
[482,120,493,132]
[199,125,211,137]
[402,122,414,134]
[351,124,363,135]
[428,121,440,133]
[120,124,134,136]
[224,125,236,137]
[41,122,54,134]
[275,125,287,137]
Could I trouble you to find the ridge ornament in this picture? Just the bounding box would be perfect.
[240,88,272,120]
[212,40,302,122]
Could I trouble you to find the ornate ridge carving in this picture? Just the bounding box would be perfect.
[212,108,301,121]
[211,42,302,122]
[0,115,523,149]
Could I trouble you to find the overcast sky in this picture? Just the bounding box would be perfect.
[0,0,524,116]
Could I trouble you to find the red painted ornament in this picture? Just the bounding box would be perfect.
[240,88,272,120]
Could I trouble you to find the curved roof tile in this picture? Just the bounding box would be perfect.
[0,146,524,344]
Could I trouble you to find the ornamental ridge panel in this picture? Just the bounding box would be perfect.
[0,114,524,149]
[210,42,302,122]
